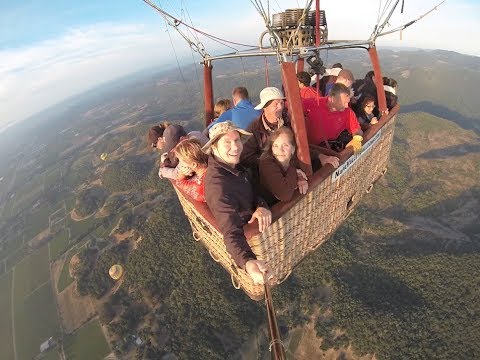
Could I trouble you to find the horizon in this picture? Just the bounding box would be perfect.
[1,0,479,131]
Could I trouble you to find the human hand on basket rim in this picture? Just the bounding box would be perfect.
[245,259,272,285]
[318,153,340,168]
[248,207,272,233]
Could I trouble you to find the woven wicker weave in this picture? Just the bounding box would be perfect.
[174,109,397,300]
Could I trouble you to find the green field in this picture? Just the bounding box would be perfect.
[49,229,71,260]
[14,245,50,300]
[0,271,14,360]
[64,320,110,360]
[12,176,44,213]
[69,215,99,242]
[1,196,17,220]
[287,328,304,357]
[0,233,23,261]
[44,167,61,188]
[0,260,5,276]
[42,347,60,360]
[57,244,85,293]
[5,246,29,272]
[65,195,76,212]
[25,203,51,241]
[50,200,66,215]
[14,282,60,360]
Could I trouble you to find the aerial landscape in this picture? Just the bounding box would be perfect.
[0,1,479,360]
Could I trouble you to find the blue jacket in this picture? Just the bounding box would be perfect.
[208,99,261,130]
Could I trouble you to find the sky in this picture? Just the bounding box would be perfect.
[0,0,479,132]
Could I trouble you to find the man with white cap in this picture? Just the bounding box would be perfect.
[241,87,289,169]
[203,121,272,285]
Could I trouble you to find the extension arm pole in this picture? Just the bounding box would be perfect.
[368,46,388,115]
[315,0,320,46]
[203,62,214,127]
[281,62,312,176]
[264,280,286,360]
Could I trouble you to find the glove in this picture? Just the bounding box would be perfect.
[346,135,363,154]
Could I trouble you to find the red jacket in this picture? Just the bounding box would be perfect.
[302,97,361,144]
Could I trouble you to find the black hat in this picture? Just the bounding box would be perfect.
[162,124,187,153]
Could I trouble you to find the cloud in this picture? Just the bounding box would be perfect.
[0,23,185,129]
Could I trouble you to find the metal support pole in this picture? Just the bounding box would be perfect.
[315,0,321,46]
[203,62,214,127]
[368,46,388,115]
[296,57,305,73]
[281,62,313,176]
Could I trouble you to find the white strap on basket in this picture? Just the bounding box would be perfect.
[192,231,201,242]
[209,249,221,262]
[231,274,241,289]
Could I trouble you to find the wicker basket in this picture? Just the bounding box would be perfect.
[174,108,398,300]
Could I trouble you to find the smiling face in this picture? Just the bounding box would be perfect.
[272,132,295,166]
[212,130,243,167]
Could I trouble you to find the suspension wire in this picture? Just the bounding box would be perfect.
[376,0,383,24]
[285,0,314,54]
[254,0,269,24]
[181,0,202,45]
[180,1,205,97]
[187,37,203,96]
[163,19,192,99]
[380,0,396,21]
[375,0,395,35]
[370,0,401,41]
[376,0,446,38]
[267,0,270,25]
[250,0,286,61]
[272,0,283,13]
[143,0,259,56]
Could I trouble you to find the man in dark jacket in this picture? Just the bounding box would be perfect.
[241,87,289,170]
[203,121,272,285]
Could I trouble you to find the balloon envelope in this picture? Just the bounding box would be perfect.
[101,153,108,161]
[109,264,124,280]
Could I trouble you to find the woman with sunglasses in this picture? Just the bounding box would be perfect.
[356,95,378,131]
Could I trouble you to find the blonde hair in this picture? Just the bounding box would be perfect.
[214,99,232,118]
[174,138,208,166]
